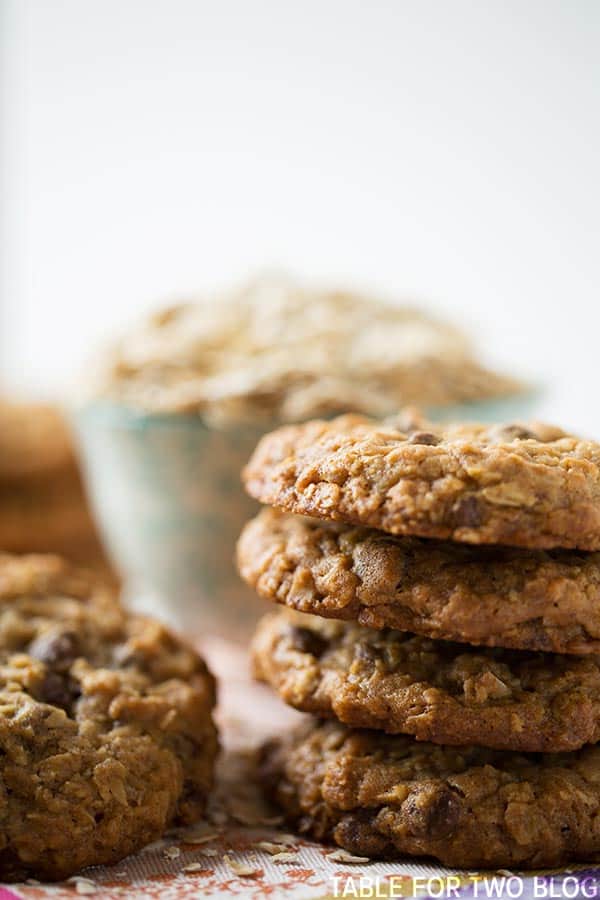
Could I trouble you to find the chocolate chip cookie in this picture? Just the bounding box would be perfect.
[243,414,600,550]
[253,609,600,751]
[260,720,600,868]
[238,509,600,654]
[0,554,217,881]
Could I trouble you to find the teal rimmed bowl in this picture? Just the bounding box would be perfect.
[73,403,269,641]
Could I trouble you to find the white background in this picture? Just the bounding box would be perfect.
[1,0,599,432]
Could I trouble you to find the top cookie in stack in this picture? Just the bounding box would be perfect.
[242,413,600,550]
[237,413,600,869]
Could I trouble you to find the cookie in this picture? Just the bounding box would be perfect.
[0,471,101,554]
[238,509,600,655]
[0,554,217,880]
[243,414,600,550]
[260,720,600,869]
[0,401,76,483]
[0,400,116,578]
[253,609,600,751]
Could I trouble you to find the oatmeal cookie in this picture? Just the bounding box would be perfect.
[238,509,600,654]
[0,401,76,483]
[243,414,600,550]
[0,554,217,880]
[0,471,100,555]
[0,400,116,578]
[261,720,600,868]
[253,609,600,751]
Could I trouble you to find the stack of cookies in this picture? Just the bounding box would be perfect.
[237,413,600,870]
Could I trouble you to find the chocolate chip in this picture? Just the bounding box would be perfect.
[408,431,440,446]
[403,786,460,839]
[336,810,394,857]
[37,671,80,709]
[286,626,328,658]
[453,495,482,527]
[29,630,80,672]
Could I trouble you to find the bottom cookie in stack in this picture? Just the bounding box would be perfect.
[259,719,600,869]
[250,611,600,868]
[0,553,218,881]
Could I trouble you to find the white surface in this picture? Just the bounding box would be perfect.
[1,0,599,432]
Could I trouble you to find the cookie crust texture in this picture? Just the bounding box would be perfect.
[242,414,600,550]
[0,554,218,880]
[253,609,600,752]
[238,509,600,655]
[260,720,600,869]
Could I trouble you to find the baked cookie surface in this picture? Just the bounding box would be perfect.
[0,401,116,580]
[243,414,600,550]
[260,720,600,868]
[0,554,217,880]
[0,402,76,483]
[238,509,600,654]
[0,471,100,555]
[253,609,600,752]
